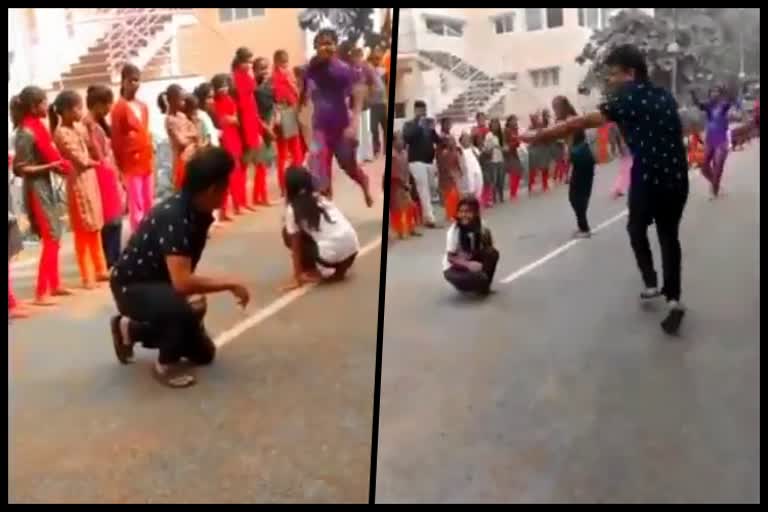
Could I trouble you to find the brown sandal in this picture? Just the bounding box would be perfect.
[152,364,196,388]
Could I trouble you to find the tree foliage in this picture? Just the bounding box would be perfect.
[575,8,757,98]
[298,8,389,50]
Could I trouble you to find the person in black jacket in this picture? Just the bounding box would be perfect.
[402,100,440,228]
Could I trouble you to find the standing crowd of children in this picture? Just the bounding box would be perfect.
[389,96,632,244]
[9,28,391,320]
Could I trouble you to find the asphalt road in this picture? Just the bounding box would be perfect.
[377,144,760,503]
[9,159,384,504]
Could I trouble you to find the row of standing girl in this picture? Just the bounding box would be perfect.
[10,32,382,317]
[10,84,126,308]
[390,97,632,243]
[157,47,307,224]
[9,44,311,315]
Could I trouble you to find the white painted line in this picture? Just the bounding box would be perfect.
[213,236,382,347]
[500,209,628,284]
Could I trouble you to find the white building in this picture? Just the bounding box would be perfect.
[395,8,654,129]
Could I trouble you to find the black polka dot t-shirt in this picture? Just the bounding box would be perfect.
[111,193,214,287]
[599,80,689,192]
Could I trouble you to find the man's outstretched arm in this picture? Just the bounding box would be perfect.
[520,112,606,145]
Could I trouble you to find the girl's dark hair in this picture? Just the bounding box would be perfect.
[504,114,517,129]
[9,95,23,129]
[489,118,503,142]
[338,40,356,63]
[157,84,183,114]
[86,84,114,109]
[119,63,141,97]
[86,85,115,137]
[183,146,235,194]
[183,94,198,119]
[252,57,268,85]
[18,86,47,119]
[552,95,585,144]
[285,166,333,232]
[456,194,483,253]
[552,95,577,120]
[603,44,649,82]
[273,49,288,63]
[193,82,213,106]
[48,90,81,133]
[211,73,230,91]
[314,28,338,45]
[231,46,254,71]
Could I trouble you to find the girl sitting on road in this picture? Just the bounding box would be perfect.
[443,194,500,296]
[281,166,360,291]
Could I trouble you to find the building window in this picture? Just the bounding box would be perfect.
[579,8,616,29]
[494,13,515,34]
[525,8,543,31]
[394,102,406,119]
[526,8,564,31]
[497,72,518,84]
[546,8,563,28]
[219,8,265,23]
[425,16,464,37]
[530,67,560,88]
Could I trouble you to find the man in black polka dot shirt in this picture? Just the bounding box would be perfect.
[521,45,688,335]
[110,147,251,388]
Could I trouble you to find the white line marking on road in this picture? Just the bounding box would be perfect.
[500,209,628,284]
[213,237,382,347]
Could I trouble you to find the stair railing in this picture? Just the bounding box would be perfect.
[93,8,191,82]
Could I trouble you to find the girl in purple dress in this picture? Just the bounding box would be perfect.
[301,29,373,207]
[691,86,739,199]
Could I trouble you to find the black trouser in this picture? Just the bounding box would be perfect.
[281,228,357,277]
[568,165,594,232]
[444,248,500,293]
[110,280,215,366]
[489,162,505,203]
[627,185,688,302]
[369,103,387,156]
[101,219,122,269]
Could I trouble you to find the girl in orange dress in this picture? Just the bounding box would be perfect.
[389,132,420,239]
[50,90,108,289]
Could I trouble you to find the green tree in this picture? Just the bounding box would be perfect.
[576,8,737,98]
[298,8,388,51]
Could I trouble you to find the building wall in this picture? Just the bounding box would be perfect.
[176,8,307,78]
[396,8,655,122]
[8,8,108,93]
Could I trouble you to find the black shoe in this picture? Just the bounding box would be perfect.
[573,230,592,239]
[640,287,662,300]
[110,315,135,364]
[661,302,685,335]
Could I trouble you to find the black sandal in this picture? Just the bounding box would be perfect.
[110,316,135,365]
